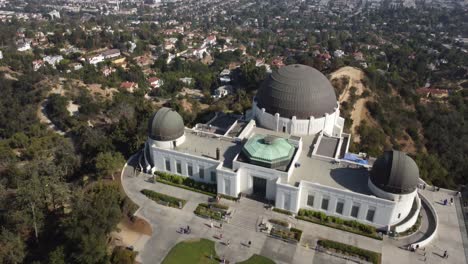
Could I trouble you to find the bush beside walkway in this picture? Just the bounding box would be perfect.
[155,171,217,196]
[297,209,382,240]
[317,239,381,264]
[141,189,187,208]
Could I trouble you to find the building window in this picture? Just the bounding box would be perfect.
[351,204,360,218]
[176,161,182,174]
[210,171,217,182]
[307,195,315,207]
[165,159,171,171]
[187,164,193,177]
[336,200,344,215]
[199,167,204,179]
[321,197,329,211]
[366,207,376,222]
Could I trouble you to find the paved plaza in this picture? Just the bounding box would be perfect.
[121,154,468,264]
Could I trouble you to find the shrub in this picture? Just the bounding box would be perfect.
[140,189,186,208]
[290,228,303,241]
[111,246,137,264]
[194,203,224,220]
[317,239,381,264]
[273,208,293,215]
[269,219,289,227]
[295,208,381,240]
[210,203,229,210]
[155,171,217,196]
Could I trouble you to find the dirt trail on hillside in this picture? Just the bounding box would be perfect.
[330,67,370,142]
[36,82,67,135]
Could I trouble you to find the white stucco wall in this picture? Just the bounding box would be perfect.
[252,100,342,136]
[368,179,418,226]
[298,181,396,229]
[148,135,186,150]
[150,146,220,184]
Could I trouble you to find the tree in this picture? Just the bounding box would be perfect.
[95,152,125,179]
[0,228,26,264]
[111,247,137,264]
[63,183,123,264]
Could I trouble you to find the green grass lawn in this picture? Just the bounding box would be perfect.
[238,254,276,264]
[162,239,275,264]
[161,239,218,264]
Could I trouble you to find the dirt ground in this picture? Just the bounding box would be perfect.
[330,66,375,143]
[112,217,153,248]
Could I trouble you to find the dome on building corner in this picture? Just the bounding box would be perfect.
[370,150,420,194]
[148,107,185,141]
[255,64,337,119]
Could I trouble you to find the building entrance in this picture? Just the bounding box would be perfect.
[252,176,267,197]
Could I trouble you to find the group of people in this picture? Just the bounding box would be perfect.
[179,225,191,234]
[443,197,454,206]
[408,244,449,261]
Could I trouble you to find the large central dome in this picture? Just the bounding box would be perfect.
[255,64,337,119]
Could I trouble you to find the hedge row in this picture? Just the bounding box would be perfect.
[156,171,217,194]
[140,189,186,208]
[290,228,303,241]
[317,239,381,264]
[272,208,293,216]
[194,203,224,221]
[210,203,229,210]
[269,219,289,227]
[270,227,303,242]
[297,209,381,240]
[219,194,238,201]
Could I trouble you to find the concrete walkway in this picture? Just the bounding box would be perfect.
[381,188,467,264]
[121,154,466,264]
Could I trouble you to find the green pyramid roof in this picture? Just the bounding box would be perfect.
[242,135,295,169]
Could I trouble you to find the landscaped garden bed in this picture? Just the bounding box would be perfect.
[317,239,381,264]
[397,214,422,237]
[296,209,382,240]
[141,189,187,209]
[272,207,293,216]
[270,227,303,243]
[194,203,229,221]
[155,171,217,196]
[269,218,290,228]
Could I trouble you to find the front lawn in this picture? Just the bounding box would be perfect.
[162,239,218,264]
[162,239,275,264]
[238,254,276,264]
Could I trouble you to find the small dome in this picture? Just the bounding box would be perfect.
[255,64,337,119]
[242,135,295,169]
[148,107,184,141]
[370,150,419,194]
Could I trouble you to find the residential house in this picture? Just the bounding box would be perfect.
[102,49,121,60]
[333,50,345,58]
[148,77,163,89]
[120,81,138,93]
[416,88,449,98]
[213,85,232,99]
[179,77,193,85]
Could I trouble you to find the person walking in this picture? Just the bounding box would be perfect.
[210,221,213,228]
[248,240,251,248]
[443,250,448,259]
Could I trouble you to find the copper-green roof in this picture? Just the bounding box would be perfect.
[242,135,295,169]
